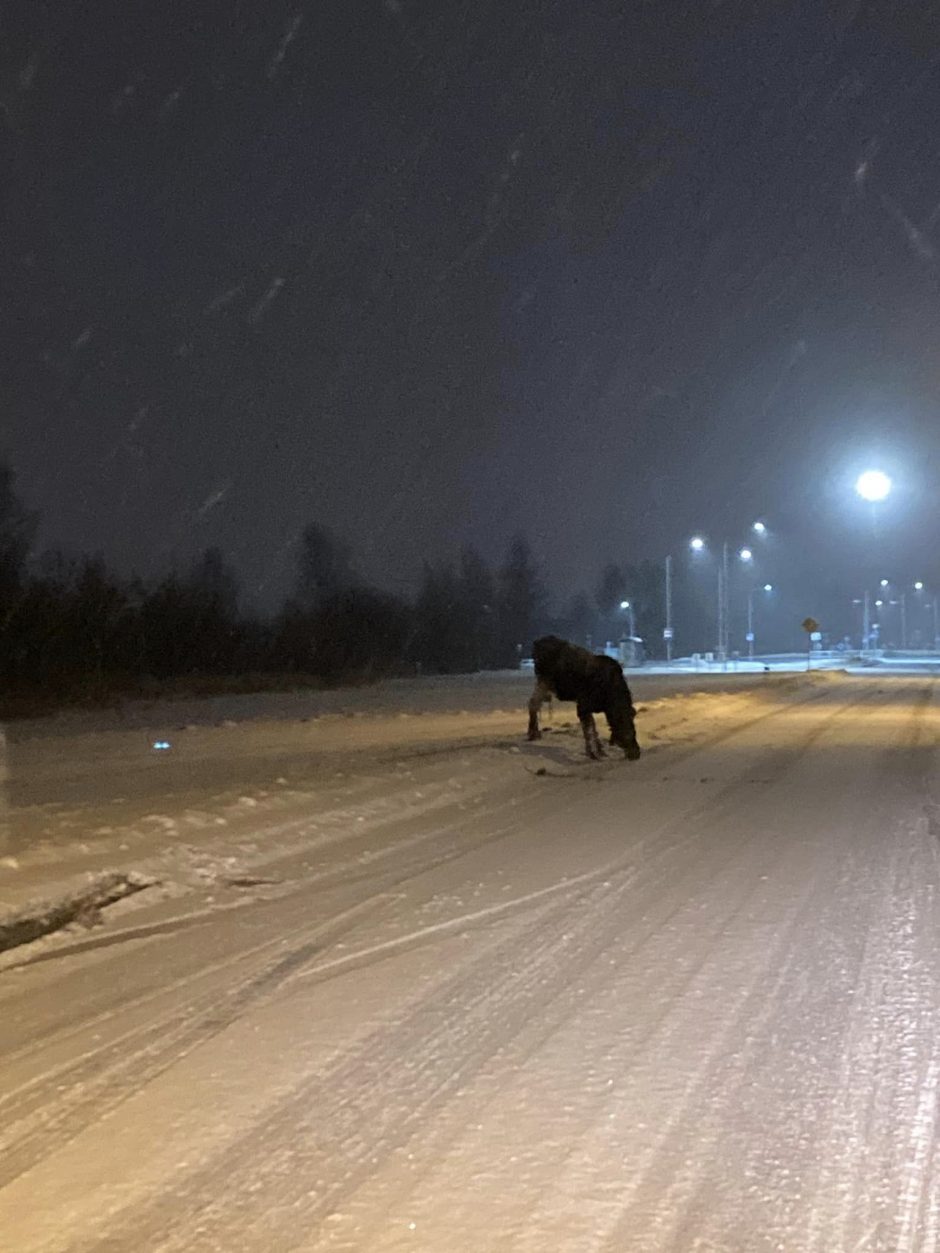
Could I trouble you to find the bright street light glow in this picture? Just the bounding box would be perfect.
[763,583,773,592]
[689,536,705,552]
[855,469,892,502]
[875,599,884,607]
[619,600,630,609]
[915,581,924,591]
[752,521,767,535]
[880,579,889,588]
[739,548,753,562]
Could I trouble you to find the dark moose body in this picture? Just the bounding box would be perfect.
[527,635,641,761]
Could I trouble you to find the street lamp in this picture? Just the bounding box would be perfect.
[746,582,774,659]
[739,548,753,562]
[619,599,636,638]
[910,581,936,650]
[752,521,767,535]
[855,470,892,502]
[662,538,709,663]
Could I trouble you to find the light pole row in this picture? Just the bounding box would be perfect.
[688,523,768,663]
[852,470,940,650]
[651,467,921,661]
[857,580,939,650]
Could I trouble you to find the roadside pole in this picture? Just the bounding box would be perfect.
[802,617,819,673]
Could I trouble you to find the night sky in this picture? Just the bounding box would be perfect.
[3,2,940,632]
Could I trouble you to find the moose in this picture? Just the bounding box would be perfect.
[526,635,641,761]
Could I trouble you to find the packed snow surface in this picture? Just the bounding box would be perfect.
[2,669,940,1251]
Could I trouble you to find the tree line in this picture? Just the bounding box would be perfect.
[0,464,669,710]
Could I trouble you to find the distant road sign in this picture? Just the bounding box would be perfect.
[745,631,755,643]
[802,617,819,633]
[663,627,674,640]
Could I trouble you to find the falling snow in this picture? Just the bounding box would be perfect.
[158,88,182,119]
[197,482,232,516]
[249,277,286,324]
[3,3,940,663]
[267,12,304,80]
[203,282,246,315]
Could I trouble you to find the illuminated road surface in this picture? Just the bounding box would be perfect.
[2,675,940,1251]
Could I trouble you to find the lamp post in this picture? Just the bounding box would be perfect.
[853,474,892,649]
[917,581,932,651]
[695,538,727,661]
[733,547,754,659]
[912,583,938,650]
[619,599,636,639]
[876,579,910,648]
[689,529,761,665]
[746,583,773,659]
[747,589,754,658]
[688,536,715,657]
[720,542,729,661]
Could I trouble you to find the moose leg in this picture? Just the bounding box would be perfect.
[578,706,605,759]
[527,679,552,740]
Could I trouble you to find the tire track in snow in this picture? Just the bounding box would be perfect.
[624,680,940,1253]
[67,685,876,1251]
[0,792,542,1186]
[798,681,940,1253]
[0,678,839,1075]
[287,683,869,995]
[292,759,844,1253]
[522,691,912,1252]
[3,680,726,1170]
[0,677,882,1247]
[213,680,927,1253]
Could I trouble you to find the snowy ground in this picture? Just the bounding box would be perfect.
[0,669,785,903]
[2,669,940,1250]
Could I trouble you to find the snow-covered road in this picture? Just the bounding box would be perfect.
[2,672,940,1251]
